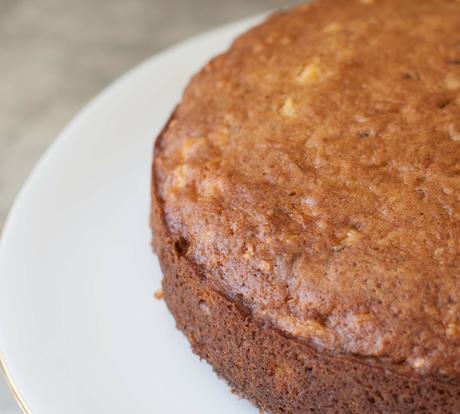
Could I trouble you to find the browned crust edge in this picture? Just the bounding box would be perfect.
[151,117,460,414]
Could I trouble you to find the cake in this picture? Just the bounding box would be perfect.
[151,0,460,412]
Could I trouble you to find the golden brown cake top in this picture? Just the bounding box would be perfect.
[154,0,460,380]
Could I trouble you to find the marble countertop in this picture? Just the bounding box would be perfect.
[0,0,302,412]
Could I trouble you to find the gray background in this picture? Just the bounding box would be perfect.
[0,0,302,412]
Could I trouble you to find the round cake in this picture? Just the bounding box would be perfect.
[151,0,460,412]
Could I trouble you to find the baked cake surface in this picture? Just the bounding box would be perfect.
[152,0,460,412]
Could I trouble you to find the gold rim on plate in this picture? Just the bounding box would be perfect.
[0,351,32,414]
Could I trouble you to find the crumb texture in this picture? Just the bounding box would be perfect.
[154,0,460,380]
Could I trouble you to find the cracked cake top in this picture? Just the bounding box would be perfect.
[154,0,460,380]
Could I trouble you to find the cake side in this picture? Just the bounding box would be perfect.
[153,0,460,379]
[151,160,460,413]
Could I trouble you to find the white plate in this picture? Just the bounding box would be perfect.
[0,15,266,414]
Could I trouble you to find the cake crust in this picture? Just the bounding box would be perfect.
[152,167,460,413]
[152,0,460,410]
